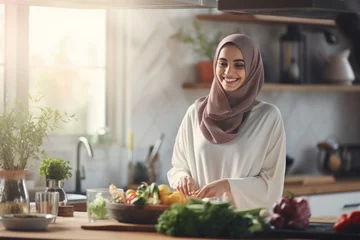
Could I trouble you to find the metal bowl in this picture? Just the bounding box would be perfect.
[0,213,55,231]
[107,203,170,225]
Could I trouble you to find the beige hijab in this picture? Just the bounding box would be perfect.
[195,34,264,144]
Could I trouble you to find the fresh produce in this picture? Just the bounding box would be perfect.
[333,210,360,233]
[156,197,269,238]
[270,193,311,230]
[87,192,109,220]
[110,182,188,206]
[109,184,124,203]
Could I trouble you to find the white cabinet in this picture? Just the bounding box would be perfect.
[304,191,360,217]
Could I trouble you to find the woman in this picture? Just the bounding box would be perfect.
[167,34,286,210]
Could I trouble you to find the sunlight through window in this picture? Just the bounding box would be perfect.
[29,7,106,135]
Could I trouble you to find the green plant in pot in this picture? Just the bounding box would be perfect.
[0,98,74,214]
[39,158,72,206]
[171,20,223,83]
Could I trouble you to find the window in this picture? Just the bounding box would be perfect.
[0,4,4,112]
[29,7,106,135]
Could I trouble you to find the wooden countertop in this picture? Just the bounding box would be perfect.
[0,212,335,240]
[284,178,360,196]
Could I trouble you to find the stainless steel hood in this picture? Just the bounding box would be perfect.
[217,0,360,19]
[14,0,217,9]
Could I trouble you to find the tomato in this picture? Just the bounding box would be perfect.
[349,210,360,226]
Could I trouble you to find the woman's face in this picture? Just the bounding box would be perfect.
[215,43,246,92]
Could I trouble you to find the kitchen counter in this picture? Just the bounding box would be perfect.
[284,179,360,196]
[0,212,335,240]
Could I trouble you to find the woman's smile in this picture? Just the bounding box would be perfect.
[222,76,240,84]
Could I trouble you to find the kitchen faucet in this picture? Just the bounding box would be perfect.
[75,136,94,194]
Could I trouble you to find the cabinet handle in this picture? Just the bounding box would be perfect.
[343,203,360,209]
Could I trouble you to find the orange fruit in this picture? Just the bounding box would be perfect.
[167,192,182,205]
[158,184,171,196]
[160,194,169,205]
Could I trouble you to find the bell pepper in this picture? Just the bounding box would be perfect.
[349,210,360,225]
[333,213,350,232]
[126,193,137,204]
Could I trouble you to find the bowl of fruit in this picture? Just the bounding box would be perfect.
[107,182,187,224]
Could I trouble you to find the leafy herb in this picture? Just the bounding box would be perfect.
[156,198,269,238]
[0,97,75,170]
[39,158,72,180]
[171,20,223,61]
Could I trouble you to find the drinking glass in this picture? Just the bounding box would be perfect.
[87,188,114,222]
[35,191,59,223]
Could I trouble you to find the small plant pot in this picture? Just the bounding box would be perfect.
[197,61,214,83]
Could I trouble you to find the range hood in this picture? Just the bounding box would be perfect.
[218,0,360,19]
[13,0,217,9]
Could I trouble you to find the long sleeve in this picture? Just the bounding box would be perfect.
[227,114,286,210]
[167,108,192,190]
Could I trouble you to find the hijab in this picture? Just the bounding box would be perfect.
[195,34,264,144]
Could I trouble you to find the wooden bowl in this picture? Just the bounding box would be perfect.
[107,203,170,225]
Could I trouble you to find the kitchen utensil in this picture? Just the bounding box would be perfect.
[0,213,55,231]
[127,130,134,185]
[107,202,169,225]
[323,49,355,85]
[146,133,165,182]
[147,133,165,166]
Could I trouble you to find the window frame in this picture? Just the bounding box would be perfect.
[1,4,126,146]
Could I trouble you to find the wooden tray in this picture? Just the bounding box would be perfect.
[284,175,335,186]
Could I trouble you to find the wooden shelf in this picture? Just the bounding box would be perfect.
[183,82,360,92]
[196,13,336,27]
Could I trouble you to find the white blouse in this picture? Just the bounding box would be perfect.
[167,101,286,210]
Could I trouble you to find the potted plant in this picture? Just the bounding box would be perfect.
[39,158,72,206]
[171,20,223,83]
[0,98,74,214]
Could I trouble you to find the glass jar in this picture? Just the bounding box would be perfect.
[45,179,68,206]
[0,170,30,214]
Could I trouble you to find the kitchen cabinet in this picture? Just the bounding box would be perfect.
[305,191,360,217]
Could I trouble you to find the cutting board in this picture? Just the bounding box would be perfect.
[284,175,335,185]
[81,220,156,232]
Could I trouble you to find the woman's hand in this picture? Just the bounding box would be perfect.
[196,179,230,199]
[177,176,198,197]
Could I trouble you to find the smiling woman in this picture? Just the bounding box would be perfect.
[167,34,286,211]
